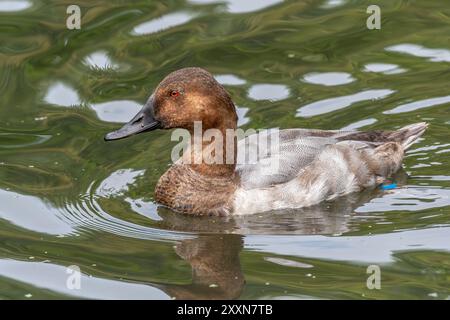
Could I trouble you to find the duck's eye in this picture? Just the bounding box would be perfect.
[170,90,180,98]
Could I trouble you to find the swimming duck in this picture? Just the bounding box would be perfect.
[105,67,428,216]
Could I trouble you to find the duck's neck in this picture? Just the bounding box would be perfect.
[182,120,237,178]
[155,119,238,216]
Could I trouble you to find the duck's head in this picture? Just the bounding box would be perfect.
[104,67,237,141]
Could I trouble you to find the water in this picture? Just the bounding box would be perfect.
[0,0,449,299]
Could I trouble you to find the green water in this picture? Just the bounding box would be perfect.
[1,0,450,299]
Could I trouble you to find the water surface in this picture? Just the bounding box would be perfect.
[0,0,449,299]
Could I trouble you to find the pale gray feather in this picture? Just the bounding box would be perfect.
[236,129,351,189]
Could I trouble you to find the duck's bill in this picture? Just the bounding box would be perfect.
[104,96,160,141]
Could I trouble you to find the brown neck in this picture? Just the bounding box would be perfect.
[183,118,237,178]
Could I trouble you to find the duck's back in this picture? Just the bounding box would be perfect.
[233,123,427,214]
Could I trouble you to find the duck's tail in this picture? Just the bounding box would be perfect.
[388,122,428,150]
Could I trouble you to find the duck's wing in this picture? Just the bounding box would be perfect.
[236,129,342,189]
[236,129,356,190]
[236,123,428,190]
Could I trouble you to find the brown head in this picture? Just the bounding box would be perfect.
[104,67,238,140]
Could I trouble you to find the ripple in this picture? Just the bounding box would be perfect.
[0,189,74,235]
[90,100,142,123]
[0,259,169,299]
[132,12,195,35]
[49,171,191,241]
[384,95,450,114]
[296,89,394,117]
[0,133,51,149]
[248,84,290,101]
[236,106,250,126]
[436,148,450,154]
[84,51,118,70]
[414,175,450,181]
[321,0,346,8]
[408,143,450,154]
[189,0,283,13]
[0,0,31,12]
[126,197,162,221]
[264,257,313,268]
[96,169,145,197]
[246,227,450,263]
[302,72,355,86]
[355,186,450,212]
[340,118,377,131]
[0,163,73,193]
[386,43,450,62]
[214,74,246,85]
[363,63,406,74]
[0,169,191,241]
[44,82,81,107]
[60,183,191,241]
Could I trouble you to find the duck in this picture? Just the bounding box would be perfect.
[105,67,428,216]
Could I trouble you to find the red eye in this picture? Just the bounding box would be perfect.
[170,90,180,97]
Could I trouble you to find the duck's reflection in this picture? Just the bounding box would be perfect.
[158,234,245,300]
[153,171,408,299]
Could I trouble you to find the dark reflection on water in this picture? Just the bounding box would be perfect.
[161,234,245,300]
[1,0,450,299]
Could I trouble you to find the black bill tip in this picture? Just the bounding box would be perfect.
[104,121,160,141]
[103,95,160,142]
